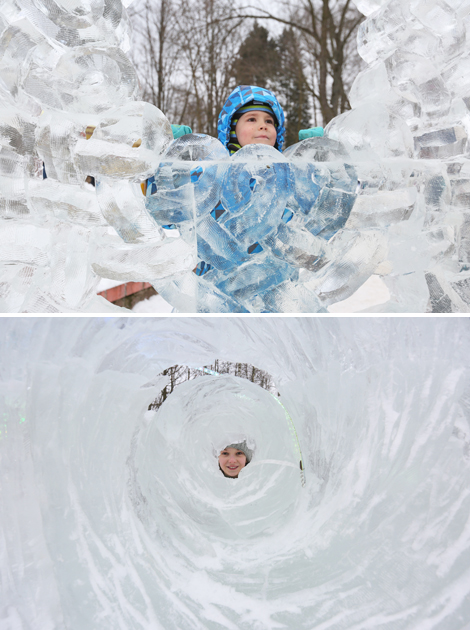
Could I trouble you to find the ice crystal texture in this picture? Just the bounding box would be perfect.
[1,317,470,628]
[1,0,470,311]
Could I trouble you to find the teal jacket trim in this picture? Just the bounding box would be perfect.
[171,124,192,139]
[298,127,324,141]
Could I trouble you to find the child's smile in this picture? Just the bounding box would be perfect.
[218,447,247,477]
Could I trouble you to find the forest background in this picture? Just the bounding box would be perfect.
[129,0,365,148]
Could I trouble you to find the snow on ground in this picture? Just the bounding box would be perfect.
[96,278,126,292]
[131,293,174,313]
[128,275,390,313]
[328,276,390,313]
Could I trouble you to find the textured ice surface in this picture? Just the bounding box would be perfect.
[145,138,359,313]
[1,0,470,311]
[1,317,470,629]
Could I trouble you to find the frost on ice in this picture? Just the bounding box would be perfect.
[1,317,470,628]
[1,0,470,311]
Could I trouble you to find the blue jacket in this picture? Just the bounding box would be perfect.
[217,85,286,152]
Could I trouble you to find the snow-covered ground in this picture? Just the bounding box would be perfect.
[132,292,174,313]
[328,275,390,313]
[96,278,129,293]
[125,275,390,313]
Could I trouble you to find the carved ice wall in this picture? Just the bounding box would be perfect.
[1,317,469,628]
[0,0,469,312]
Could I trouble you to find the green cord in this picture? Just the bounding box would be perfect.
[273,397,306,487]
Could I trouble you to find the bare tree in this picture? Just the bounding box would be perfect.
[229,0,364,125]
[129,0,184,119]
[129,0,248,132]
[174,0,247,135]
[129,0,362,130]
[149,361,277,411]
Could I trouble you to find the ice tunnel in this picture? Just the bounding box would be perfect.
[1,316,470,629]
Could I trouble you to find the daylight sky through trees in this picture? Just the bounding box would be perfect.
[129,0,364,143]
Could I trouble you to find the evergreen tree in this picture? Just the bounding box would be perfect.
[233,22,279,89]
[276,27,311,147]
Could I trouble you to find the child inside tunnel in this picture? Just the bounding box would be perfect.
[218,441,253,478]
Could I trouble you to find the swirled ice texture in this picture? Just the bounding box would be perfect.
[144,137,362,313]
[1,0,470,312]
[2,317,470,629]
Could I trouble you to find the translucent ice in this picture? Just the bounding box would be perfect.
[146,137,357,312]
[1,0,470,311]
[1,317,470,629]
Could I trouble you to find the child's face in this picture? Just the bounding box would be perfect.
[218,447,247,477]
[235,111,277,148]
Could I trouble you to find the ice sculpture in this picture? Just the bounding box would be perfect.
[2,317,470,629]
[145,135,364,313]
[327,0,470,312]
[1,0,470,312]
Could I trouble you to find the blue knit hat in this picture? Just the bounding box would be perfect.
[218,85,286,154]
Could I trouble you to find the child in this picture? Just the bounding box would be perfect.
[172,84,322,151]
[146,85,345,313]
[218,442,252,478]
[217,85,286,154]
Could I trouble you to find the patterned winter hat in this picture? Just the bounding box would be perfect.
[218,85,286,153]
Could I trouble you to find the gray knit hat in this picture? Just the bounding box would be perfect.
[226,441,253,464]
